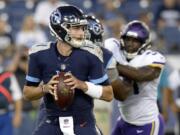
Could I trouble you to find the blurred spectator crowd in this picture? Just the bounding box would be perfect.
[0,0,179,54]
[0,0,179,53]
[0,0,179,135]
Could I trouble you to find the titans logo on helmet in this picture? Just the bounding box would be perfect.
[50,9,61,25]
[92,23,102,35]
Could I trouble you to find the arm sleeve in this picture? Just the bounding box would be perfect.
[88,53,109,85]
[10,75,22,101]
[25,53,41,86]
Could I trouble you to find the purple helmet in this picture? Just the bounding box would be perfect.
[120,20,151,59]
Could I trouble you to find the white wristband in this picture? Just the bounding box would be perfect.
[85,82,103,99]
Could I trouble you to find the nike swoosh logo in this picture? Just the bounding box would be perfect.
[80,122,87,127]
[137,130,144,134]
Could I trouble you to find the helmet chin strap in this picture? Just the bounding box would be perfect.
[123,51,137,60]
[49,23,63,41]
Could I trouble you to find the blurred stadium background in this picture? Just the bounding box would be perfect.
[0,0,179,135]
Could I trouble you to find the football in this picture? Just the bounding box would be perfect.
[55,72,74,110]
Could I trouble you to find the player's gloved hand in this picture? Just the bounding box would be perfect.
[42,75,59,100]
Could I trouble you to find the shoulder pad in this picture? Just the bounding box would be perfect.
[81,40,103,62]
[143,50,166,67]
[29,42,51,55]
[145,50,165,60]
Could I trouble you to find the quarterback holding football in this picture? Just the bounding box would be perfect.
[23,5,113,135]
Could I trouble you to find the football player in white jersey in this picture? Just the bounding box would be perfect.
[105,20,166,135]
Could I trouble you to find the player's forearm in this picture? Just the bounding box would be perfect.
[13,99,22,127]
[23,85,44,101]
[111,78,133,101]
[100,85,113,102]
[14,99,22,116]
[7,53,20,72]
[117,64,160,82]
[107,68,119,83]
[162,88,170,115]
[167,89,179,113]
[167,89,176,105]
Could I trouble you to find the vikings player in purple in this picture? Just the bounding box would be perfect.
[23,5,113,135]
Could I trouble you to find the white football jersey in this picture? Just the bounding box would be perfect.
[104,38,166,125]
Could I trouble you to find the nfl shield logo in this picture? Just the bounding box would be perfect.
[60,64,66,71]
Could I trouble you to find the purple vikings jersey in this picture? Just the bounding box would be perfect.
[26,42,109,121]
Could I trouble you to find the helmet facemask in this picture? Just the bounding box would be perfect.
[64,23,89,48]
[121,36,151,60]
